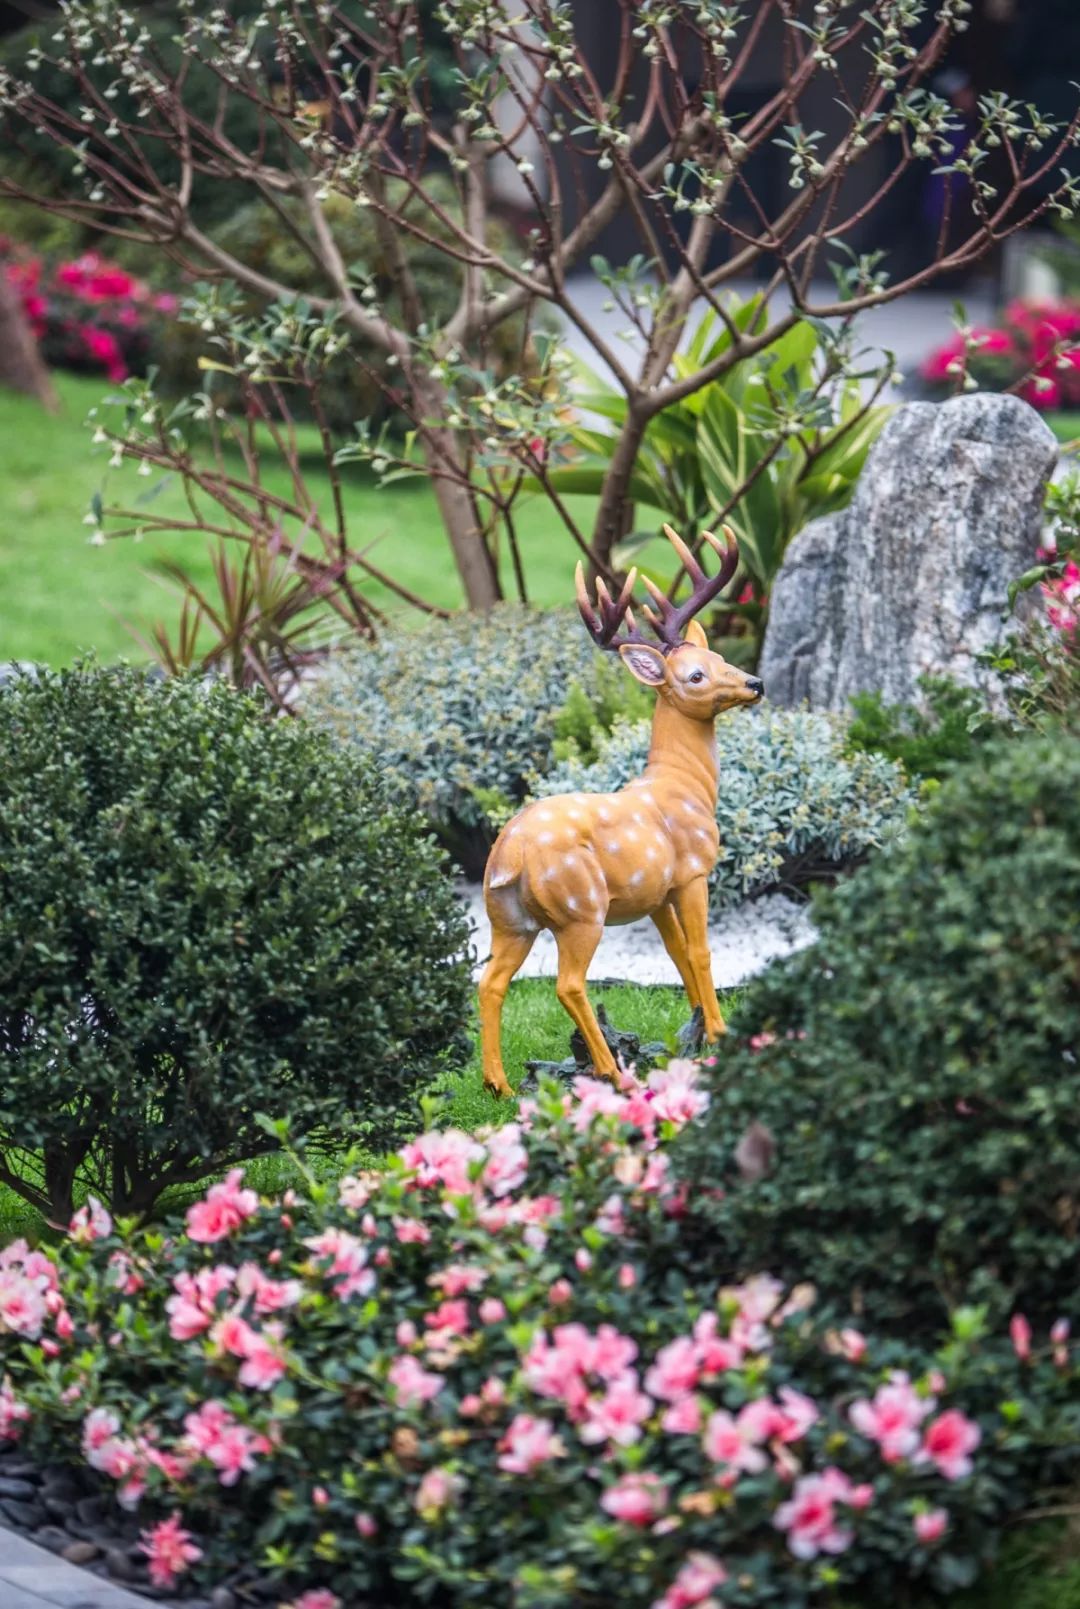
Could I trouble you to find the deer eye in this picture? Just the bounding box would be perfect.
[688,669,706,685]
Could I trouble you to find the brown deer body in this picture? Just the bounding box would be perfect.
[479,526,763,1097]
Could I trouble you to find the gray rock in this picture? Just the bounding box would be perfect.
[209,1589,238,1609]
[62,1539,101,1564]
[0,1495,46,1528]
[758,393,1058,712]
[0,1476,38,1500]
[32,1524,73,1553]
[105,1545,141,1581]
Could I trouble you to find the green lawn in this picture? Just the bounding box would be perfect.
[0,373,595,666]
[0,978,715,1243]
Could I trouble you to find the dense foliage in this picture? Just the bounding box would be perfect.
[845,675,997,782]
[305,608,606,874]
[676,731,1080,1331]
[534,707,912,913]
[0,665,470,1221]
[2,1070,1078,1609]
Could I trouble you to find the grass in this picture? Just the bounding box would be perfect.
[0,978,718,1243]
[0,373,599,666]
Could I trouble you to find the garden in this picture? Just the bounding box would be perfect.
[0,2,1079,1607]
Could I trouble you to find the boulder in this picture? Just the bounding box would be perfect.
[758,393,1058,710]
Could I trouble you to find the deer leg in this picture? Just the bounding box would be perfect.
[479,928,537,1098]
[673,877,726,1042]
[553,922,617,1083]
[650,902,700,1012]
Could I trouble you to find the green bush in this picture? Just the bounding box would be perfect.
[304,608,607,874]
[534,706,912,913]
[0,664,470,1221]
[846,675,1000,782]
[4,1073,1079,1608]
[675,730,1080,1331]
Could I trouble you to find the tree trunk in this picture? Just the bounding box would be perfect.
[589,405,651,577]
[0,271,59,411]
[413,373,503,609]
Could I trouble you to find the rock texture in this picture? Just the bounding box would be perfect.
[759,394,1058,710]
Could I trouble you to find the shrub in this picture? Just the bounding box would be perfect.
[845,675,1000,783]
[4,246,176,382]
[304,608,607,875]
[918,300,1080,413]
[0,665,470,1221]
[3,1069,1078,1608]
[533,707,912,913]
[675,731,1080,1332]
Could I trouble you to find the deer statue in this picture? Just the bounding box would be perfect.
[479,524,764,1097]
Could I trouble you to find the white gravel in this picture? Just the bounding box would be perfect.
[461,884,816,988]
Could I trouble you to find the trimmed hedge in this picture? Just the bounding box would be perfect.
[0,665,470,1220]
[675,731,1080,1330]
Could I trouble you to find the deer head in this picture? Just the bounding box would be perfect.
[574,524,763,718]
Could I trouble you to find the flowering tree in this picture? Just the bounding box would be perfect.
[1,0,1078,617]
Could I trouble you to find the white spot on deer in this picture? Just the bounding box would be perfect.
[538,831,554,845]
[598,806,614,825]
[688,856,704,873]
[630,869,645,887]
[541,866,557,882]
[566,895,579,912]
[605,841,620,855]
[536,808,554,823]
[694,826,712,842]
[646,845,658,861]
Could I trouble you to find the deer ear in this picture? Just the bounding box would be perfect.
[682,619,709,650]
[618,643,667,686]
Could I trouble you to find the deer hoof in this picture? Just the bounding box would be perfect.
[483,1076,513,1100]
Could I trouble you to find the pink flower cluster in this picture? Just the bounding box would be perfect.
[0,1238,71,1352]
[851,1373,980,1478]
[920,299,1080,412]
[3,245,177,383]
[1042,558,1080,634]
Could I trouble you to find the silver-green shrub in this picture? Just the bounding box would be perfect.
[532,706,913,912]
[304,608,604,865]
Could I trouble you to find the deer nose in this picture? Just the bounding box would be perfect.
[746,677,764,698]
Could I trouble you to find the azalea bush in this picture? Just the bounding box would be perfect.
[2,1067,1079,1608]
[677,730,1080,1333]
[0,664,471,1221]
[3,245,177,381]
[919,300,1080,411]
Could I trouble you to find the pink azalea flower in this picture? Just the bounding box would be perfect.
[186,1170,258,1243]
[393,1217,431,1245]
[661,1394,702,1435]
[917,1410,981,1481]
[235,1263,302,1315]
[431,1264,487,1298]
[355,1512,378,1538]
[82,1407,122,1465]
[849,1372,934,1461]
[1052,1318,1071,1368]
[646,1061,710,1125]
[581,1374,654,1447]
[303,1228,375,1300]
[236,1325,288,1390]
[600,1472,668,1527]
[653,1551,728,1609]
[69,1196,113,1243]
[286,1594,341,1609]
[1010,1313,1032,1363]
[387,1354,444,1408]
[702,1406,768,1476]
[914,1507,949,1544]
[645,1336,701,1402]
[481,1123,528,1196]
[0,1377,30,1441]
[425,1298,470,1336]
[692,1312,743,1375]
[0,1272,47,1338]
[479,1296,506,1324]
[139,1512,202,1589]
[497,1414,564,1474]
[774,1468,858,1559]
[590,1324,639,1380]
[414,1467,464,1516]
[181,1401,268,1486]
[398,1129,483,1194]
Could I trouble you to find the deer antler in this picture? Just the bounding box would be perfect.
[574,562,653,652]
[576,525,739,657]
[639,524,739,651]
